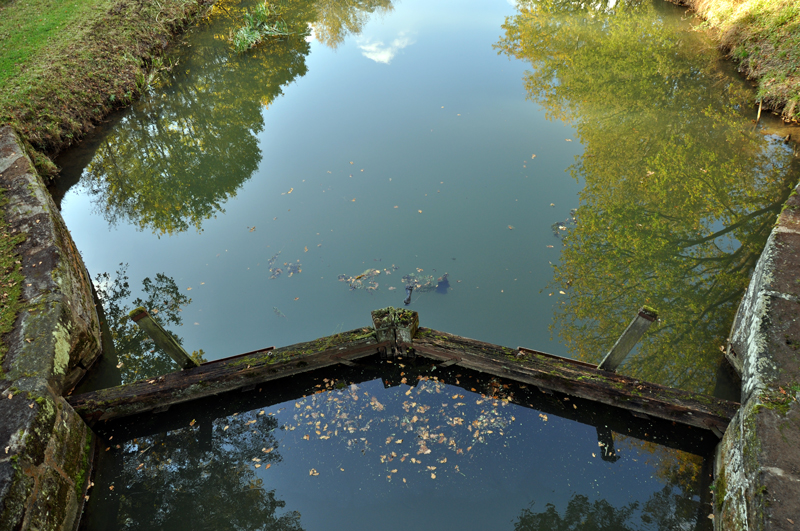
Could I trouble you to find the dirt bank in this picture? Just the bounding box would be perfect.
[670,0,800,122]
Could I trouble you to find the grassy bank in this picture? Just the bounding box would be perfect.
[677,0,800,121]
[0,0,213,362]
[0,0,213,177]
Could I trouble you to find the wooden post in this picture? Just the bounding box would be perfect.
[597,306,658,372]
[394,309,418,346]
[129,307,199,370]
[370,307,419,358]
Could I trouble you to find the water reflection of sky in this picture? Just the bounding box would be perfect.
[55,0,799,397]
[58,0,582,362]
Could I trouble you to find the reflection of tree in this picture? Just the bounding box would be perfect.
[78,0,313,235]
[514,488,708,531]
[513,444,710,531]
[95,264,205,383]
[78,0,393,236]
[88,414,302,530]
[496,0,800,393]
[312,0,393,49]
[515,495,638,530]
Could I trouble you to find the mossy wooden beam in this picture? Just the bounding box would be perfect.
[598,306,658,371]
[67,328,383,425]
[68,315,737,437]
[412,328,738,435]
[129,307,198,370]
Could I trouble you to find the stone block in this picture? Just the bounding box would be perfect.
[0,126,101,395]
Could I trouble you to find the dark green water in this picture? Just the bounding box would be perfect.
[53,0,800,527]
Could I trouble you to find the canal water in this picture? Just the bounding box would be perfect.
[80,357,717,530]
[54,0,798,395]
[52,0,799,526]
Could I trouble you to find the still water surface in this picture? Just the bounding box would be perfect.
[81,359,715,530]
[54,0,800,395]
[54,0,800,527]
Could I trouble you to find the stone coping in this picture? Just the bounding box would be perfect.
[717,165,800,528]
[0,127,101,531]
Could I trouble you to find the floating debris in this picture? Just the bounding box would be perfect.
[338,269,381,291]
[268,251,301,279]
[273,307,286,319]
[551,208,578,238]
[282,374,516,482]
[401,273,436,292]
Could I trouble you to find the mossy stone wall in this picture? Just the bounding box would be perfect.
[716,179,800,529]
[0,126,101,531]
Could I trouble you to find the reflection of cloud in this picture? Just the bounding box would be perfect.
[358,32,415,64]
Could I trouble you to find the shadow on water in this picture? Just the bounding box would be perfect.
[81,358,715,530]
[496,0,800,395]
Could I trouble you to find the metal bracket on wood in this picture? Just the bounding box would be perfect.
[371,307,419,358]
[129,306,200,370]
[597,306,658,372]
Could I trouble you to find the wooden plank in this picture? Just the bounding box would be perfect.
[129,307,199,370]
[68,328,382,425]
[69,320,738,438]
[93,358,715,457]
[598,306,658,371]
[412,328,738,435]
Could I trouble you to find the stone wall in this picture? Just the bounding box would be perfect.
[0,127,101,531]
[717,182,800,529]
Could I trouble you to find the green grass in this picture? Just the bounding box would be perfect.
[231,2,290,52]
[0,0,211,177]
[691,0,800,120]
[0,0,113,89]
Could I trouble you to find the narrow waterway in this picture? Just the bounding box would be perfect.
[51,0,800,527]
[54,0,799,397]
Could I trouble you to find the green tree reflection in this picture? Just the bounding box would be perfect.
[496,0,800,393]
[94,264,205,383]
[515,495,638,530]
[312,0,393,48]
[514,488,708,531]
[85,413,302,530]
[78,0,392,236]
[514,442,710,531]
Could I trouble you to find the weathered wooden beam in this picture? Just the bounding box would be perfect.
[370,307,419,357]
[597,306,658,372]
[67,328,381,425]
[69,319,737,438]
[91,358,716,457]
[129,307,198,370]
[412,328,738,435]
